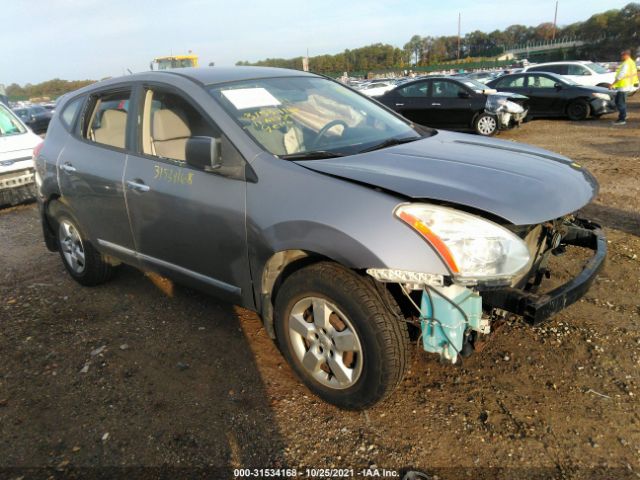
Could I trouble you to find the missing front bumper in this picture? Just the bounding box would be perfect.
[482,219,606,325]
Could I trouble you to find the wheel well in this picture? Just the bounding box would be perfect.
[259,250,329,338]
[566,97,591,113]
[42,195,62,251]
[258,250,419,340]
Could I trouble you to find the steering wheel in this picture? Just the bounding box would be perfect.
[310,119,349,149]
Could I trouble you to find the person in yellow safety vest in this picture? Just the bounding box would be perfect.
[610,49,639,126]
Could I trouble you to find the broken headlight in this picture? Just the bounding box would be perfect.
[486,95,525,114]
[591,92,611,101]
[395,204,531,285]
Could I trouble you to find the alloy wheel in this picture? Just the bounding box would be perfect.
[58,219,86,274]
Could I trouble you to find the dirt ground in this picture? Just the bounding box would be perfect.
[1,98,639,480]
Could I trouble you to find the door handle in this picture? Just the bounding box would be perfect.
[60,162,76,173]
[431,103,441,106]
[126,180,150,193]
[395,103,405,107]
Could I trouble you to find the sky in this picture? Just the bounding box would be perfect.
[0,0,631,85]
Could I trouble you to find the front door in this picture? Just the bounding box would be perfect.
[57,89,135,254]
[426,80,474,128]
[123,85,252,305]
[525,75,563,116]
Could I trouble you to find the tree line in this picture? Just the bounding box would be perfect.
[5,79,95,101]
[237,2,640,73]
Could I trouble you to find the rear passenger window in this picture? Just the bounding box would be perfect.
[567,64,590,76]
[530,65,565,75]
[60,97,83,129]
[140,88,218,162]
[84,91,130,149]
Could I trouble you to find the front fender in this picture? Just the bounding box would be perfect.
[247,154,450,311]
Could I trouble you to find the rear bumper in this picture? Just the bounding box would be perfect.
[0,168,35,191]
[482,219,606,325]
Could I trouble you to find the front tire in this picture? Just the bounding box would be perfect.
[567,99,591,121]
[274,262,410,410]
[474,113,498,136]
[52,206,113,286]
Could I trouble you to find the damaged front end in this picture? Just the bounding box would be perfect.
[368,215,606,364]
[485,93,529,130]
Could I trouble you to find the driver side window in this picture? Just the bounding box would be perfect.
[141,88,218,162]
[397,81,428,98]
[527,75,557,89]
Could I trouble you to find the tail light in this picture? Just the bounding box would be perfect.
[33,141,44,158]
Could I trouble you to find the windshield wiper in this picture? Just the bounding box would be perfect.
[280,150,345,160]
[358,136,421,154]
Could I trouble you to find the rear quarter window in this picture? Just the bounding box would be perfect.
[60,97,84,130]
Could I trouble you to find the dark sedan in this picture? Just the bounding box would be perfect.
[377,76,528,136]
[486,72,616,121]
[13,105,52,133]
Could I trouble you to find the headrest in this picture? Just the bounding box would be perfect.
[100,109,127,130]
[152,109,191,141]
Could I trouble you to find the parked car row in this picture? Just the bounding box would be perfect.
[12,105,53,134]
[356,60,618,136]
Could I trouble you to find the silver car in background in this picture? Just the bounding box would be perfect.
[35,67,605,409]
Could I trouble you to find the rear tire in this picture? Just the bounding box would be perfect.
[51,205,113,286]
[474,113,498,136]
[274,262,410,410]
[567,99,591,121]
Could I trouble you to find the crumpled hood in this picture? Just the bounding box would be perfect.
[295,130,598,225]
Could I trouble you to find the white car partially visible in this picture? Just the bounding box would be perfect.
[0,103,42,206]
[360,81,396,97]
[523,61,615,88]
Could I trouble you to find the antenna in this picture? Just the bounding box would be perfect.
[552,1,559,40]
[457,12,461,60]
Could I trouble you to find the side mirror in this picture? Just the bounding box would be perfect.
[554,83,563,90]
[186,136,221,172]
[458,91,471,99]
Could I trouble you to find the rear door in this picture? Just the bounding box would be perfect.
[387,81,431,126]
[57,87,136,256]
[123,83,252,305]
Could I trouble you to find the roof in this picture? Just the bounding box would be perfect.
[56,67,321,107]
[526,61,590,66]
[157,66,317,85]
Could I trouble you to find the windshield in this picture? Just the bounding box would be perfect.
[585,62,608,74]
[209,76,423,157]
[0,105,26,136]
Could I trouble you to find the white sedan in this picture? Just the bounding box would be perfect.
[358,81,396,97]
